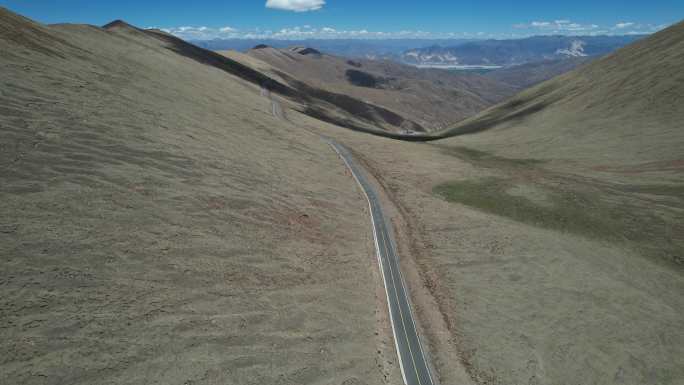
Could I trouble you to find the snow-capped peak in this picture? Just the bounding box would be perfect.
[556,40,588,57]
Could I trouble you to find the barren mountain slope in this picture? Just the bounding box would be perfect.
[484,56,594,89]
[224,46,518,131]
[444,20,684,165]
[0,8,396,385]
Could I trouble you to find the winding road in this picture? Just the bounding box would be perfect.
[327,139,435,385]
[261,86,435,384]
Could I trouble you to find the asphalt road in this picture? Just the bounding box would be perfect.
[327,139,435,385]
[262,86,284,120]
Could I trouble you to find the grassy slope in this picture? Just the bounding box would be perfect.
[406,21,684,384]
[325,124,684,385]
[432,21,684,266]
[443,20,684,164]
[484,56,594,89]
[0,9,391,385]
[311,19,684,385]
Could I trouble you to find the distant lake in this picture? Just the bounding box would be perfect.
[414,64,504,70]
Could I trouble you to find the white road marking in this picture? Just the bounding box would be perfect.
[327,139,434,385]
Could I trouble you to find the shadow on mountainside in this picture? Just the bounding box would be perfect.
[103,21,429,136]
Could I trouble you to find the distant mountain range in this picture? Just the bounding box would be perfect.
[192,38,473,60]
[193,35,646,70]
[401,35,645,67]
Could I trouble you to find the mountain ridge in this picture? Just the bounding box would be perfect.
[401,35,644,67]
[227,45,519,132]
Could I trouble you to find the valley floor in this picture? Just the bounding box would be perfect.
[313,123,684,385]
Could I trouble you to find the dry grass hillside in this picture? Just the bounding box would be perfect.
[362,20,684,384]
[221,46,518,132]
[430,20,684,265]
[2,6,683,385]
[484,56,594,90]
[315,21,684,383]
[0,8,400,385]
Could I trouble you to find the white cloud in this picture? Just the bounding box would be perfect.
[515,19,601,33]
[265,0,325,12]
[161,24,456,40]
[615,22,635,29]
[155,19,673,41]
[513,19,675,36]
[160,25,241,40]
[609,22,670,34]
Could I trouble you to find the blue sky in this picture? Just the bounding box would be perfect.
[2,0,682,40]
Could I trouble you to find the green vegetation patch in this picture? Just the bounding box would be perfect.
[433,145,545,167]
[434,177,660,242]
[432,145,683,265]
